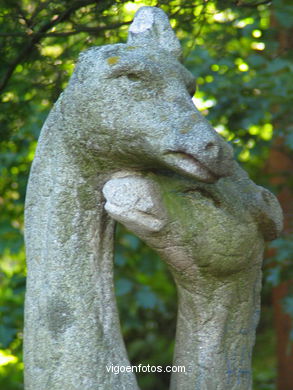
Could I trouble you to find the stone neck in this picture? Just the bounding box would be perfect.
[170,266,263,390]
[24,104,138,390]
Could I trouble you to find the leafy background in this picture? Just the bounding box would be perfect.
[0,0,292,389]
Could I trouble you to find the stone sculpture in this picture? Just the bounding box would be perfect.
[24,6,282,390]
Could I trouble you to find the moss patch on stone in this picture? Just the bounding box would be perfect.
[107,56,120,65]
[126,46,138,50]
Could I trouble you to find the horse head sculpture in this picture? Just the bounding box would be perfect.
[24,6,282,390]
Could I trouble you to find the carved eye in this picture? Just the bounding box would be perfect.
[125,73,141,82]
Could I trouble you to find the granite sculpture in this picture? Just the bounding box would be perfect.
[24,6,282,390]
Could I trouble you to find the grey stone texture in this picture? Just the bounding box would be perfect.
[24,6,283,390]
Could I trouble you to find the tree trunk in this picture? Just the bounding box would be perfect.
[268,12,293,389]
[266,138,293,390]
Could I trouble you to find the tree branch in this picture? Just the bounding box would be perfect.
[234,0,271,7]
[0,21,131,38]
[0,0,110,94]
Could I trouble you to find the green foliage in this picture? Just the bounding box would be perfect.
[0,256,25,389]
[0,0,292,389]
[114,225,176,389]
[253,303,277,390]
[265,237,293,287]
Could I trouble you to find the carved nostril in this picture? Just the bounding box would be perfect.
[205,142,215,150]
[203,141,220,158]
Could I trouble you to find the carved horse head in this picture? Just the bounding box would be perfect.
[60,7,234,183]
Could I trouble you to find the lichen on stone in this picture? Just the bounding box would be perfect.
[107,56,120,65]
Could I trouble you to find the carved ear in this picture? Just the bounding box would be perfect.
[127,6,182,61]
[255,187,283,241]
[246,186,283,241]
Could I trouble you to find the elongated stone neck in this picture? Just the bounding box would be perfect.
[24,101,139,390]
[102,171,281,390]
[171,266,263,390]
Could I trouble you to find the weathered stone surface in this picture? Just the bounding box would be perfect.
[103,166,282,390]
[24,5,282,390]
[128,7,182,60]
